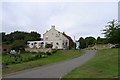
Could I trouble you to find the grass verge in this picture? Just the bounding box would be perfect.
[62,48,119,78]
[3,50,83,75]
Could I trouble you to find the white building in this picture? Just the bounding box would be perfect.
[27,25,72,49]
[27,41,44,48]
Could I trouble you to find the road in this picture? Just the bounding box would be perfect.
[4,50,96,78]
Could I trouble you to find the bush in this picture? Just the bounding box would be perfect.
[45,44,53,48]
[52,49,57,53]
[10,40,26,51]
[46,52,52,55]
[31,52,37,54]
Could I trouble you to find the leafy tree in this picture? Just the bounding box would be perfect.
[96,36,108,44]
[2,31,41,44]
[3,34,14,44]
[103,19,120,44]
[85,36,96,47]
[10,40,26,51]
[0,32,5,44]
[78,37,86,49]
[29,31,41,41]
[2,31,41,51]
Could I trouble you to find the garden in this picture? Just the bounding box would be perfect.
[2,50,82,75]
[2,50,57,66]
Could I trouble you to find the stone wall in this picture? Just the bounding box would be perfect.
[25,48,52,53]
[94,44,113,49]
[86,44,113,50]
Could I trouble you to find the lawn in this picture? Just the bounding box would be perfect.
[0,54,1,76]
[2,50,83,75]
[63,48,119,78]
[0,54,1,62]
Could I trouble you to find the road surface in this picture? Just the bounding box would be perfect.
[4,50,96,78]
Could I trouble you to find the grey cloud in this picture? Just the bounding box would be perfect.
[2,2,117,40]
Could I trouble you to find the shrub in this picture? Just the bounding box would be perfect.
[45,44,53,48]
[52,49,57,53]
[31,52,37,54]
[46,52,52,55]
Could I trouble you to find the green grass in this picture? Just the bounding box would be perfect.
[0,54,1,62]
[63,48,119,78]
[3,50,83,75]
[0,54,1,76]
[2,51,38,65]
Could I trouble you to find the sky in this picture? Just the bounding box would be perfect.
[1,0,119,40]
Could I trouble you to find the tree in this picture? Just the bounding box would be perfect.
[85,36,96,47]
[96,36,108,44]
[2,31,41,44]
[103,19,120,44]
[29,31,41,41]
[0,32,5,44]
[10,40,26,51]
[45,44,53,48]
[78,37,86,49]
[2,31,41,51]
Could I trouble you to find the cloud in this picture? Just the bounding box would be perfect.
[2,2,118,40]
[2,0,119,2]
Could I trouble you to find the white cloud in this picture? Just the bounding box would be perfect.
[2,2,118,40]
[2,0,119,2]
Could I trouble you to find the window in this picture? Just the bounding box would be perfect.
[39,43,41,46]
[66,42,67,45]
[56,34,59,37]
[3,49,7,51]
[55,46,58,49]
[58,32,60,35]
[56,42,59,45]
[34,42,37,44]
[41,42,44,44]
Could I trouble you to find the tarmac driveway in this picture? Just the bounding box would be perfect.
[4,50,96,78]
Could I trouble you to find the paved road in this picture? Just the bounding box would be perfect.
[4,50,96,78]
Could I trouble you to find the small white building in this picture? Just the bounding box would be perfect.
[27,25,71,49]
[27,41,44,48]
